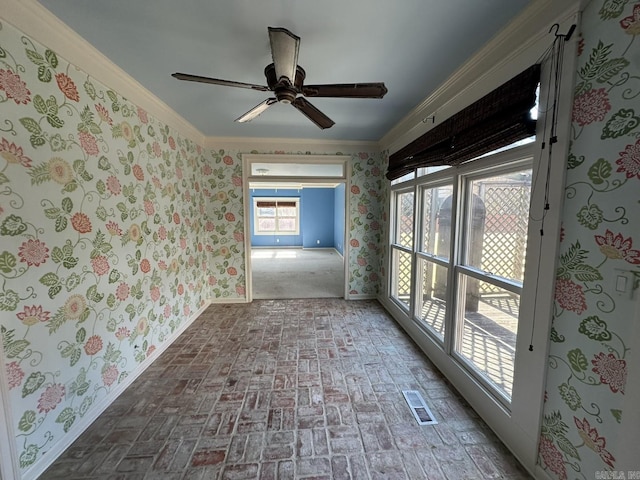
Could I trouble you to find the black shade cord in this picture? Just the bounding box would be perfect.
[528,23,576,352]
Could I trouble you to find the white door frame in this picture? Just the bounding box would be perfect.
[0,341,20,480]
[242,154,350,302]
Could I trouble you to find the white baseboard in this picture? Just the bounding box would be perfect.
[346,293,377,300]
[209,297,248,304]
[22,299,212,480]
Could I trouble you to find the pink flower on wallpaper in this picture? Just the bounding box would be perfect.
[177,284,184,295]
[176,167,183,179]
[173,212,181,224]
[55,73,79,102]
[84,335,103,355]
[37,383,65,413]
[144,200,155,215]
[79,131,99,156]
[574,417,616,468]
[358,204,367,214]
[168,136,176,150]
[350,239,360,247]
[132,164,144,181]
[577,37,585,56]
[357,256,367,266]
[115,282,130,301]
[370,221,380,230]
[616,139,640,180]
[236,285,245,296]
[184,304,191,315]
[225,212,235,222]
[137,317,148,334]
[227,267,237,276]
[152,175,162,189]
[205,221,214,232]
[18,239,49,267]
[202,164,212,176]
[594,229,640,264]
[233,231,244,242]
[64,295,86,320]
[223,155,233,165]
[102,364,119,386]
[95,103,113,125]
[137,106,148,124]
[16,305,51,326]
[158,226,167,240]
[115,327,130,341]
[538,436,567,480]
[0,138,32,167]
[6,361,24,389]
[152,141,162,158]
[208,275,217,286]
[163,304,171,318]
[592,352,627,394]
[180,237,187,250]
[620,3,640,35]
[106,220,122,236]
[91,255,109,276]
[150,286,161,302]
[0,69,31,104]
[71,212,92,234]
[358,152,368,160]
[351,185,361,194]
[232,175,242,187]
[572,88,611,126]
[140,258,151,273]
[146,345,156,357]
[554,278,587,314]
[106,175,121,195]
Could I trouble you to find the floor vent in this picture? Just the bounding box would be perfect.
[402,390,437,425]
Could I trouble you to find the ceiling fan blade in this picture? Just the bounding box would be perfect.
[292,97,335,129]
[301,83,388,99]
[235,98,278,123]
[268,27,300,85]
[172,73,269,92]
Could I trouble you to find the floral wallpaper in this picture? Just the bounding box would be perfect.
[0,18,229,474]
[539,2,640,478]
[0,17,386,476]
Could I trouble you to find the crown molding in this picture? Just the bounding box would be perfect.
[1,0,205,144]
[205,135,380,153]
[380,0,582,154]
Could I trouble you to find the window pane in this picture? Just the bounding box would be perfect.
[454,273,519,399]
[258,218,276,231]
[278,217,296,232]
[421,184,453,259]
[258,207,276,217]
[416,258,448,340]
[395,191,414,247]
[277,206,297,216]
[466,170,531,283]
[391,248,412,309]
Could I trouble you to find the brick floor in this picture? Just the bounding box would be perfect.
[41,299,531,479]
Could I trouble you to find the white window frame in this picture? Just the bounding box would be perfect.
[253,197,300,236]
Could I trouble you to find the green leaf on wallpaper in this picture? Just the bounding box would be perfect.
[104,342,121,363]
[602,108,640,139]
[580,41,612,81]
[54,216,68,233]
[568,348,588,372]
[60,343,78,360]
[44,49,58,68]
[125,303,136,320]
[30,134,46,149]
[28,162,50,185]
[62,180,78,193]
[611,409,622,423]
[5,339,29,359]
[108,268,121,284]
[47,114,64,129]
[55,407,76,433]
[21,372,45,397]
[557,434,581,460]
[33,94,47,114]
[61,197,73,213]
[76,327,86,343]
[567,152,585,170]
[48,285,62,299]
[572,264,602,282]
[599,0,630,19]
[62,256,78,269]
[39,272,60,287]
[0,172,8,185]
[84,80,97,100]
[37,65,52,83]
[1,214,28,236]
[26,49,45,66]
[18,410,36,432]
[596,58,629,83]
[95,206,107,221]
[19,117,42,135]
[588,158,611,185]
[106,293,116,308]
[48,310,66,333]
[0,251,16,274]
[98,156,111,171]
[44,207,61,219]
[86,285,102,303]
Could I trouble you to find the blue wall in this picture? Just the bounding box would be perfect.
[333,184,345,255]
[250,187,340,248]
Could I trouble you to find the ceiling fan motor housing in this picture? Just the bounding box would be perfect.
[265,63,306,103]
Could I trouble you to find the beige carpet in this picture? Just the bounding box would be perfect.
[251,248,344,299]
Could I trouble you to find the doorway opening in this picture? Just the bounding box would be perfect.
[243,155,349,301]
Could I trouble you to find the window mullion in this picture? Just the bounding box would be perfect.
[444,173,462,355]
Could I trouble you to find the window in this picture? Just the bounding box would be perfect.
[254,198,300,235]
[389,146,534,405]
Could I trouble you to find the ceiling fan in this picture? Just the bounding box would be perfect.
[172,27,388,129]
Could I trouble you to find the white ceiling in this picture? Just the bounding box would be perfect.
[36,0,531,142]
